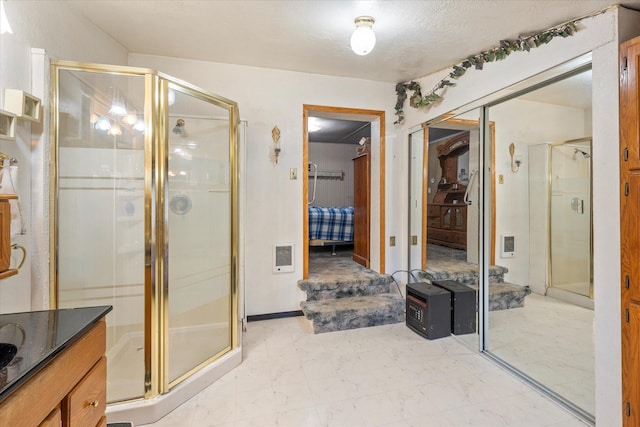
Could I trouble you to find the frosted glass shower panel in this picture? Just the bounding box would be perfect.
[167,88,232,384]
[56,69,146,402]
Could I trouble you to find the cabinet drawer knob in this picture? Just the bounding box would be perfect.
[88,400,99,408]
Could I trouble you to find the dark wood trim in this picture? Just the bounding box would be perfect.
[247,311,304,322]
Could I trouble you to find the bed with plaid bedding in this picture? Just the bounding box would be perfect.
[308,206,354,241]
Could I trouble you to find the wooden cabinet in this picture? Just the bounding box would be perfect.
[353,153,370,268]
[63,356,106,426]
[0,320,107,427]
[620,35,640,427]
[427,132,469,250]
[0,194,18,279]
[39,407,62,427]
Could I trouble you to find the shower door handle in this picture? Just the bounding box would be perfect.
[571,197,584,214]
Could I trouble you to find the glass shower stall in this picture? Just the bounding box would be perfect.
[51,61,240,406]
[549,138,593,299]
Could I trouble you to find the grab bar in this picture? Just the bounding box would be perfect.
[463,168,479,206]
[308,162,318,205]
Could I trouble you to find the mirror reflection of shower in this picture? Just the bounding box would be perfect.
[173,118,186,136]
[572,148,591,160]
[548,138,593,301]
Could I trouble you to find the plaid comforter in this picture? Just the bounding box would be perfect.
[308,206,354,241]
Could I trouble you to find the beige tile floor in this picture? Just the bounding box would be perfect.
[141,313,589,427]
[488,293,594,415]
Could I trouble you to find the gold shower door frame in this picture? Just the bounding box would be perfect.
[49,60,239,401]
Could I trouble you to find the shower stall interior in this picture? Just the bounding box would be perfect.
[51,61,240,412]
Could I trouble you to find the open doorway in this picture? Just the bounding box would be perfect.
[302,105,385,280]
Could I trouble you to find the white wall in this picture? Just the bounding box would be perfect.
[308,142,355,207]
[399,8,640,425]
[0,1,128,314]
[128,54,399,316]
[408,129,424,271]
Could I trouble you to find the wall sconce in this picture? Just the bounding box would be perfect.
[351,16,376,56]
[509,143,522,173]
[272,126,281,164]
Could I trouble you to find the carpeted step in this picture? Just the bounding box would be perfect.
[300,293,404,333]
[488,282,531,310]
[416,264,508,287]
[466,281,532,310]
[298,274,393,301]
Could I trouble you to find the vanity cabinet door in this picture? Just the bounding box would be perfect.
[63,357,106,427]
[38,407,62,427]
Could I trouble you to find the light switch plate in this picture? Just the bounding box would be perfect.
[290,168,297,180]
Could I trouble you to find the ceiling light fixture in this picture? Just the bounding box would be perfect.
[308,117,321,133]
[350,16,376,56]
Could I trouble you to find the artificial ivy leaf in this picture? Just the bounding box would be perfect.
[475,57,484,70]
[450,65,466,78]
[407,81,421,91]
[409,92,422,108]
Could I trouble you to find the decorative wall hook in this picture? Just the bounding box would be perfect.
[272,126,281,164]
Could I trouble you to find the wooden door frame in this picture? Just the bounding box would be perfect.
[421,118,496,270]
[302,105,385,279]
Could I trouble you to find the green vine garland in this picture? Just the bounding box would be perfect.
[394,21,580,124]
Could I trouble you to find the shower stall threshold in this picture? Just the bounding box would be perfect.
[106,348,242,426]
[546,287,594,310]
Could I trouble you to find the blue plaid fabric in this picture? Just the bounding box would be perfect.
[309,206,354,241]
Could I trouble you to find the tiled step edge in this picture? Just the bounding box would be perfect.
[300,293,405,333]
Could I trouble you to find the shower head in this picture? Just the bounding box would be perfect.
[172,118,186,136]
[572,148,591,160]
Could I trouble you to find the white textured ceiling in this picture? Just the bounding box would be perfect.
[67,0,640,83]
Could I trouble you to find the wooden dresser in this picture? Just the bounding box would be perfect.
[427,132,469,250]
[0,306,111,427]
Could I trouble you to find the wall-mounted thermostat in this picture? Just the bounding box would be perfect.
[501,234,515,258]
[273,243,294,273]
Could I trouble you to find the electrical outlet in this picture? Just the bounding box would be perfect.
[389,236,396,246]
[290,168,297,180]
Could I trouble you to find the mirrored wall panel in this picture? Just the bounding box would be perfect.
[486,67,594,417]
[408,109,483,348]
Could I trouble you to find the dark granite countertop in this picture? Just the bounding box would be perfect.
[0,305,112,403]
